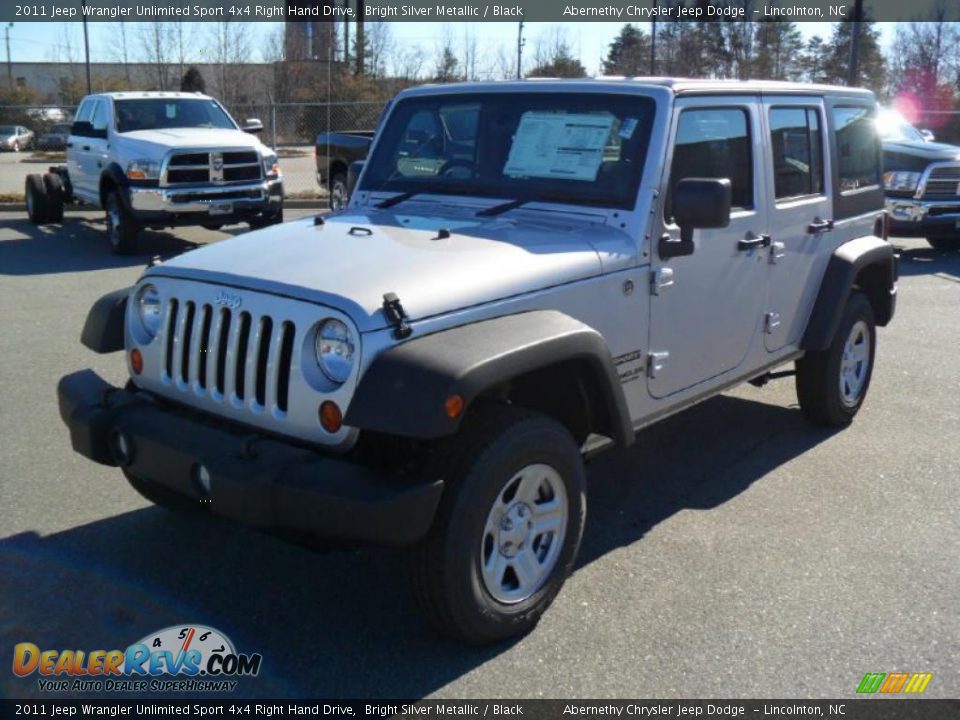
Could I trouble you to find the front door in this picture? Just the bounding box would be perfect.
[648,98,770,399]
[761,98,833,352]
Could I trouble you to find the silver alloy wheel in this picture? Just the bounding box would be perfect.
[12,140,19,152]
[26,188,34,216]
[839,319,870,406]
[480,463,569,605]
[106,194,121,248]
[330,180,347,211]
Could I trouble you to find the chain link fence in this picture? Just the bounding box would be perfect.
[0,101,388,202]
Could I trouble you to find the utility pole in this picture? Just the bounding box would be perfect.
[5,23,12,89]
[650,7,657,75]
[847,0,864,86]
[81,0,91,94]
[516,21,524,79]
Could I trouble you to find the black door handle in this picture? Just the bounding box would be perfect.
[82,145,91,151]
[808,218,834,234]
[66,142,73,148]
[738,233,771,250]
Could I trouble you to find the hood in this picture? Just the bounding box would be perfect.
[882,138,960,162]
[149,208,632,332]
[114,128,264,154]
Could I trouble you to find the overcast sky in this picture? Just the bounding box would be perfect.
[8,21,900,77]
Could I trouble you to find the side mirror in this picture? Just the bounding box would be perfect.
[242,119,263,134]
[347,160,365,196]
[71,120,93,137]
[920,129,935,142]
[661,178,732,259]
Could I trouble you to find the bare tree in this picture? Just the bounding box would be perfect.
[367,21,393,78]
[394,46,427,81]
[171,24,196,83]
[462,27,478,81]
[139,22,174,90]
[210,21,253,105]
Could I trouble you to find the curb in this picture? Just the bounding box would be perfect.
[0,200,328,212]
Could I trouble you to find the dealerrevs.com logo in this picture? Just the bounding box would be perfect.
[12,624,262,693]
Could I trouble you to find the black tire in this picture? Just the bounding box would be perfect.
[202,223,225,231]
[122,469,203,515]
[25,174,49,224]
[329,173,348,212]
[42,173,65,223]
[248,205,284,230]
[408,404,586,644]
[926,237,960,252]
[104,187,140,255]
[796,291,876,427]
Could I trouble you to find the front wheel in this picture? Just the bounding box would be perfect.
[248,206,283,230]
[408,405,586,644]
[105,188,140,255]
[796,291,876,426]
[329,173,348,212]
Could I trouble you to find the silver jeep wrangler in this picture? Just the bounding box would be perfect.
[59,79,896,644]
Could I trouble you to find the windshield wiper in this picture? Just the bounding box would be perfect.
[375,191,418,209]
[476,198,529,217]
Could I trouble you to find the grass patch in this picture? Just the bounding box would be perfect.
[24,151,66,163]
[0,192,23,202]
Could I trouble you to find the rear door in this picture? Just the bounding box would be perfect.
[761,97,833,352]
[68,98,97,199]
[647,97,770,398]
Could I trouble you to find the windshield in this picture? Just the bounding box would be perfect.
[876,111,925,142]
[360,92,656,210]
[0,126,16,135]
[114,99,236,133]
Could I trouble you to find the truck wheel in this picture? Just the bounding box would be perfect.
[926,237,960,251]
[330,173,348,211]
[122,469,202,515]
[408,404,586,644]
[25,174,49,224]
[42,173,65,223]
[105,188,140,255]
[248,206,283,230]
[796,291,876,427]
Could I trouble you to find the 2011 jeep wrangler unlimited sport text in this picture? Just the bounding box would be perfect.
[26,91,284,254]
[58,79,896,644]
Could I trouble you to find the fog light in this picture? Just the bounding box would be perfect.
[108,429,134,466]
[192,464,211,495]
[130,348,143,375]
[319,401,343,433]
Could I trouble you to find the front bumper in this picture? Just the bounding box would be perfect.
[57,369,443,546]
[886,196,960,237]
[128,177,283,224]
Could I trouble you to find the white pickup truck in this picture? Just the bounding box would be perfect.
[25,91,284,254]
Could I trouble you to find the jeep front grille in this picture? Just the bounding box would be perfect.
[162,298,295,414]
[920,164,960,200]
[164,150,262,186]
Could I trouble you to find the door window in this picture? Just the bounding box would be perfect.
[770,107,824,199]
[833,105,880,192]
[75,99,93,123]
[670,108,753,213]
[90,100,108,133]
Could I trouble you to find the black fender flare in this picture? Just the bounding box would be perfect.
[344,310,634,446]
[81,287,130,353]
[802,236,897,352]
[98,163,129,207]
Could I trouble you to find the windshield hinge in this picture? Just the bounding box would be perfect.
[382,293,413,340]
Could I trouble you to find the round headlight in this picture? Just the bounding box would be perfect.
[136,284,162,339]
[314,318,355,384]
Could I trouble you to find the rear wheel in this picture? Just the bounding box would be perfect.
[408,404,586,644]
[105,187,140,255]
[926,237,960,251]
[796,291,876,426]
[42,173,65,223]
[25,174,49,224]
[329,173,348,212]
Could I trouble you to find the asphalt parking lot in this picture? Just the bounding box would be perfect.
[1,210,958,700]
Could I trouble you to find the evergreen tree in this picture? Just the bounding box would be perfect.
[433,47,461,83]
[528,42,587,78]
[602,25,651,76]
[180,66,206,93]
[822,20,887,93]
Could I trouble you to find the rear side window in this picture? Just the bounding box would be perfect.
[90,100,108,132]
[75,99,93,123]
[770,107,824,199]
[671,108,753,211]
[833,106,880,192]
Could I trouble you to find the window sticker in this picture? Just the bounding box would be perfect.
[619,117,639,140]
[504,111,615,182]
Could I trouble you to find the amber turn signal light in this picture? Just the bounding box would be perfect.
[130,349,143,375]
[444,394,465,419]
[319,401,343,433]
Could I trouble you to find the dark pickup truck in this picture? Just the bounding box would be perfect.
[314,131,373,210]
[880,110,960,251]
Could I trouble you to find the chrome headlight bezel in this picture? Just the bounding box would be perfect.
[126,159,161,180]
[262,152,280,177]
[883,171,922,193]
[135,283,162,340]
[314,318,355,384]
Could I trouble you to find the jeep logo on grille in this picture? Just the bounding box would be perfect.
[210,152,224,184]
[214,290,242,309]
